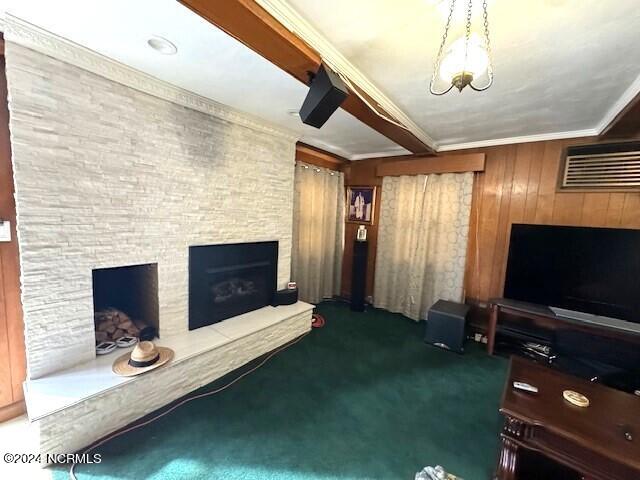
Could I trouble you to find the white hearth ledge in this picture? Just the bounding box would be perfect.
[25,302,313,422]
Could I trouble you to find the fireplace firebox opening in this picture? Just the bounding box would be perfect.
[92,263,159,345]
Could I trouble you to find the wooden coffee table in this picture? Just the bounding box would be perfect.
[496,356,640,480]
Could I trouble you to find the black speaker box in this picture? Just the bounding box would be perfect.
[350,240,368,312]
[299,63,348,128]
[425,300,469,354]
[271,288,298,307]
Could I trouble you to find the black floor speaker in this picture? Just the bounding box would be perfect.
[425,300,470,354]
[350,240,368,312]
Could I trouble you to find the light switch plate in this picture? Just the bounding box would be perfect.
[0,220,11,242]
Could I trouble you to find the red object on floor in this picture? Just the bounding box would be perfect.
[311,313,325,328]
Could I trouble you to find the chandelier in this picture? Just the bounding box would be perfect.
[430,0,493,95]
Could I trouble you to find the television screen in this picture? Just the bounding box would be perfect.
[504,224,640,323]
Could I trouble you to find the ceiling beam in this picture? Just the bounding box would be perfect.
[600,91,640,139]
[178,0,435,154]
[295,142,349,171]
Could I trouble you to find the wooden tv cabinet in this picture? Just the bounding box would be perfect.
[486,298,640,356]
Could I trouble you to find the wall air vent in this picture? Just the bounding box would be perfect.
[561,142,640,190]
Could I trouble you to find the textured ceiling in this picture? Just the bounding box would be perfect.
[286,0,640,147]
[0,0,409,159]
[0,0,638,157]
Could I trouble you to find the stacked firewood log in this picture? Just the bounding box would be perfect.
[94,308,141,344]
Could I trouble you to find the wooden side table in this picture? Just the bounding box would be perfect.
[496,356,640,479]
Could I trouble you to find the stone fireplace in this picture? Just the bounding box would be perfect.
[7,40,298,380]
[92,263,159,343]
[4,24,313,459]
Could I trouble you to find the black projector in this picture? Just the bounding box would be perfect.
[299,63,348,128]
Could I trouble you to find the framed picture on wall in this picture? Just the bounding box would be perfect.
[346,186,376,225]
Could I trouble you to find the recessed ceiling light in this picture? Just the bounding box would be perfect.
[147,36,177,55]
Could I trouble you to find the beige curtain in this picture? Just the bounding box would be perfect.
[291,163,345,304]
[373,173,473,321]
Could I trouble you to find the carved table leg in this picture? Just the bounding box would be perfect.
[495,435,519,480]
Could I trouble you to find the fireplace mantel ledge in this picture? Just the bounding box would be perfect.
[24,301,313,422]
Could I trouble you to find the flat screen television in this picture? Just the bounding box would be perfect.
[504,224,640,323]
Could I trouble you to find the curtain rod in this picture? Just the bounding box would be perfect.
[296,162,338,175]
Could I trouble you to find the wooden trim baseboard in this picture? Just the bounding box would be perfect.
[0,400,26,423]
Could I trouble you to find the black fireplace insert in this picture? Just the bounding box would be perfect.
[188,241,278,330]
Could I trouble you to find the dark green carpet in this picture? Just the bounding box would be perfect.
[53,302,508,480]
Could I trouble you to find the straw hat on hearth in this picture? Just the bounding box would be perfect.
[112,341,174,377]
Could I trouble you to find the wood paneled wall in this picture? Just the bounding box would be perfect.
[0,53,26,420]
[341,138,640,305]
[465,138,640,303]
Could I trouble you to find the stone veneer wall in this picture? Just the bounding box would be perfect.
[38,310,311,456]
[5,43,296,379]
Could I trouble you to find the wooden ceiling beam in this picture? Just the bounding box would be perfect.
[600,91,640,139]
[178,0,434,154]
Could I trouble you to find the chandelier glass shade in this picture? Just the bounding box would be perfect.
[430,0,494,95]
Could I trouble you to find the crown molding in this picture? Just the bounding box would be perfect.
[2,14,299,143]
[596,72,640,134]
[299,139,409,161]
[436,128,598,152]
[298,138,354,158]
[352,129,597,159]
[349,147,411,161]
[254,0,436,150]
